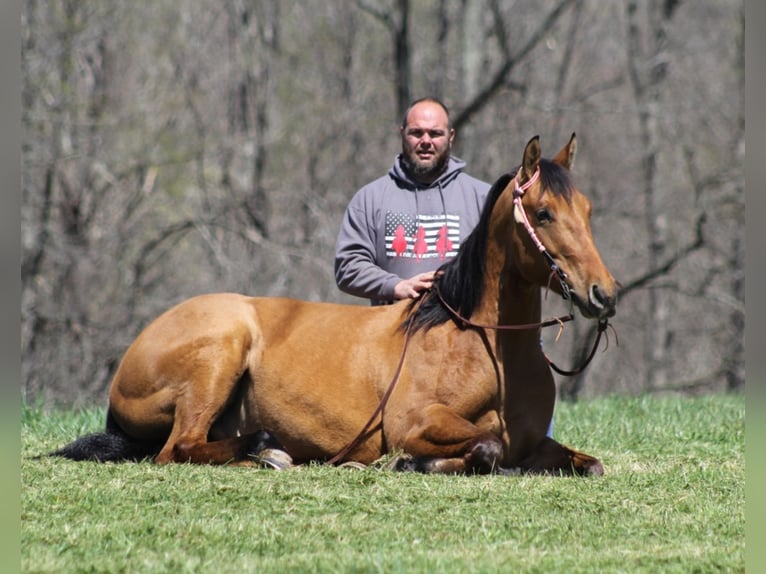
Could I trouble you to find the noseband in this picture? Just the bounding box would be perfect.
[512,167,572,301]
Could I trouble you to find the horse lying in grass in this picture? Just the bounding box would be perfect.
[50,134,617,476]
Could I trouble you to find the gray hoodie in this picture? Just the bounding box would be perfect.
[334,154,490,304]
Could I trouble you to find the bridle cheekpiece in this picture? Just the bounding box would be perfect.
[512,167,572,301]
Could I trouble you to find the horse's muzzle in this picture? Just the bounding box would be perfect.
[572,283,617,320]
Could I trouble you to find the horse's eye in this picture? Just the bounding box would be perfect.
[536,209,553,224]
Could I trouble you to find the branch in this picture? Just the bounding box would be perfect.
[618,212,706,297]
[453,0,576,130]
[21,164,55,281]
[131,220,197,288]
[356,0,395,31]
[565,73,625,107]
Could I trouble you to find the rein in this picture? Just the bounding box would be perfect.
[432,285,609,375]
[433,285,574,333]
[326,298,424,466]
[546,319,611,376]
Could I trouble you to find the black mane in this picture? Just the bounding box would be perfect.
[405,159,574,333]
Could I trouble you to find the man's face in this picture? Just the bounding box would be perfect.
[400,102,455,183]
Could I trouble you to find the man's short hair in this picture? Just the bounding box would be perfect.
[401,97,452,131]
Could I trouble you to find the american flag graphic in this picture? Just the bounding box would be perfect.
[385,211,461,260]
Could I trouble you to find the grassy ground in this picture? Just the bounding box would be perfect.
[21,394,744,573]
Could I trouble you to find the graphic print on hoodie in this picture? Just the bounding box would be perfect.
[385,212,459,261]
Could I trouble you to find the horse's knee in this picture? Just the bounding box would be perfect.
[390,433,503,475]
[465,435,503,474]
[172,439,208,463]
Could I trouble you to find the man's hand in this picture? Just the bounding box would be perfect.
[393,271,437,300]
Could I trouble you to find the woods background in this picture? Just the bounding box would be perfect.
[21,0,744,408]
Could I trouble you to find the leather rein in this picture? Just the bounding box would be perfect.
[328,169,610,464]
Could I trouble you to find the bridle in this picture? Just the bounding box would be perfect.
[508,166,612,374]
[512,167,571,300]
[328,168,612,465]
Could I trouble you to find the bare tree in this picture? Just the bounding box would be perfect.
[21,0,744,407]
[357,0,412,118]
[624,0,680,390]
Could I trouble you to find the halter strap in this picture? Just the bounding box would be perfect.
[512,167,571,300]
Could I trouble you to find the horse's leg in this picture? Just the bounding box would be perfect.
[153,366,261,465]
[394,404,504,474]
[517,437,604,476]
[172,430,292,468]
[158,394,293,467]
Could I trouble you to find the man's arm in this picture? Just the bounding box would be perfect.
[334,202,400,302]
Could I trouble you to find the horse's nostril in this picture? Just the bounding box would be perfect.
[589,284,617,317]
[589,284,607,308]
[595,285,604,301]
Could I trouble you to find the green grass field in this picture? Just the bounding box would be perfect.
[22,394,744,573]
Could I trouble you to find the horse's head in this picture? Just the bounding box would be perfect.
[511,134,617,320]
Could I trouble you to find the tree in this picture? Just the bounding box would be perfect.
[21,0,744,407]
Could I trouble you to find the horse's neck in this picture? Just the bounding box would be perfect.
[498,276,544,348]
[466,261,543,352]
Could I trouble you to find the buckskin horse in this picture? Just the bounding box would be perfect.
[50,134,617,476]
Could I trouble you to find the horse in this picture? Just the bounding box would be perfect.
[50,134,617,476]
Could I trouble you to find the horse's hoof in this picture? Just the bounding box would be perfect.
[256,448,293,470]
[384,453,414,472]
[496,466,521,476]
[338,461,367,470]
[583,459,604,477]
[392,455,420,473]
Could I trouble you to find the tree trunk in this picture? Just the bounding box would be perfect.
[625,0,679,390]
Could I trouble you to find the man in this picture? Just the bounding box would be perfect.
[334,97,555,438]
[334,97,490,304]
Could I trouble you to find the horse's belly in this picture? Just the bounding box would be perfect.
[237,355,382,462]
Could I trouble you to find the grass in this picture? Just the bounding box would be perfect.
[22,394,744,573]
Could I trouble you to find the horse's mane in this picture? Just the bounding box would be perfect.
[405,158,574,333]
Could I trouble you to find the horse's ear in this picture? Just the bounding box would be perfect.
[553,132,577,170]
[521,135,541,181]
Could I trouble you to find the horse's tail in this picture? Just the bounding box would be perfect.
[47,410,163,462]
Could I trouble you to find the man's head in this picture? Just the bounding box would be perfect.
[400,97,456,184]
